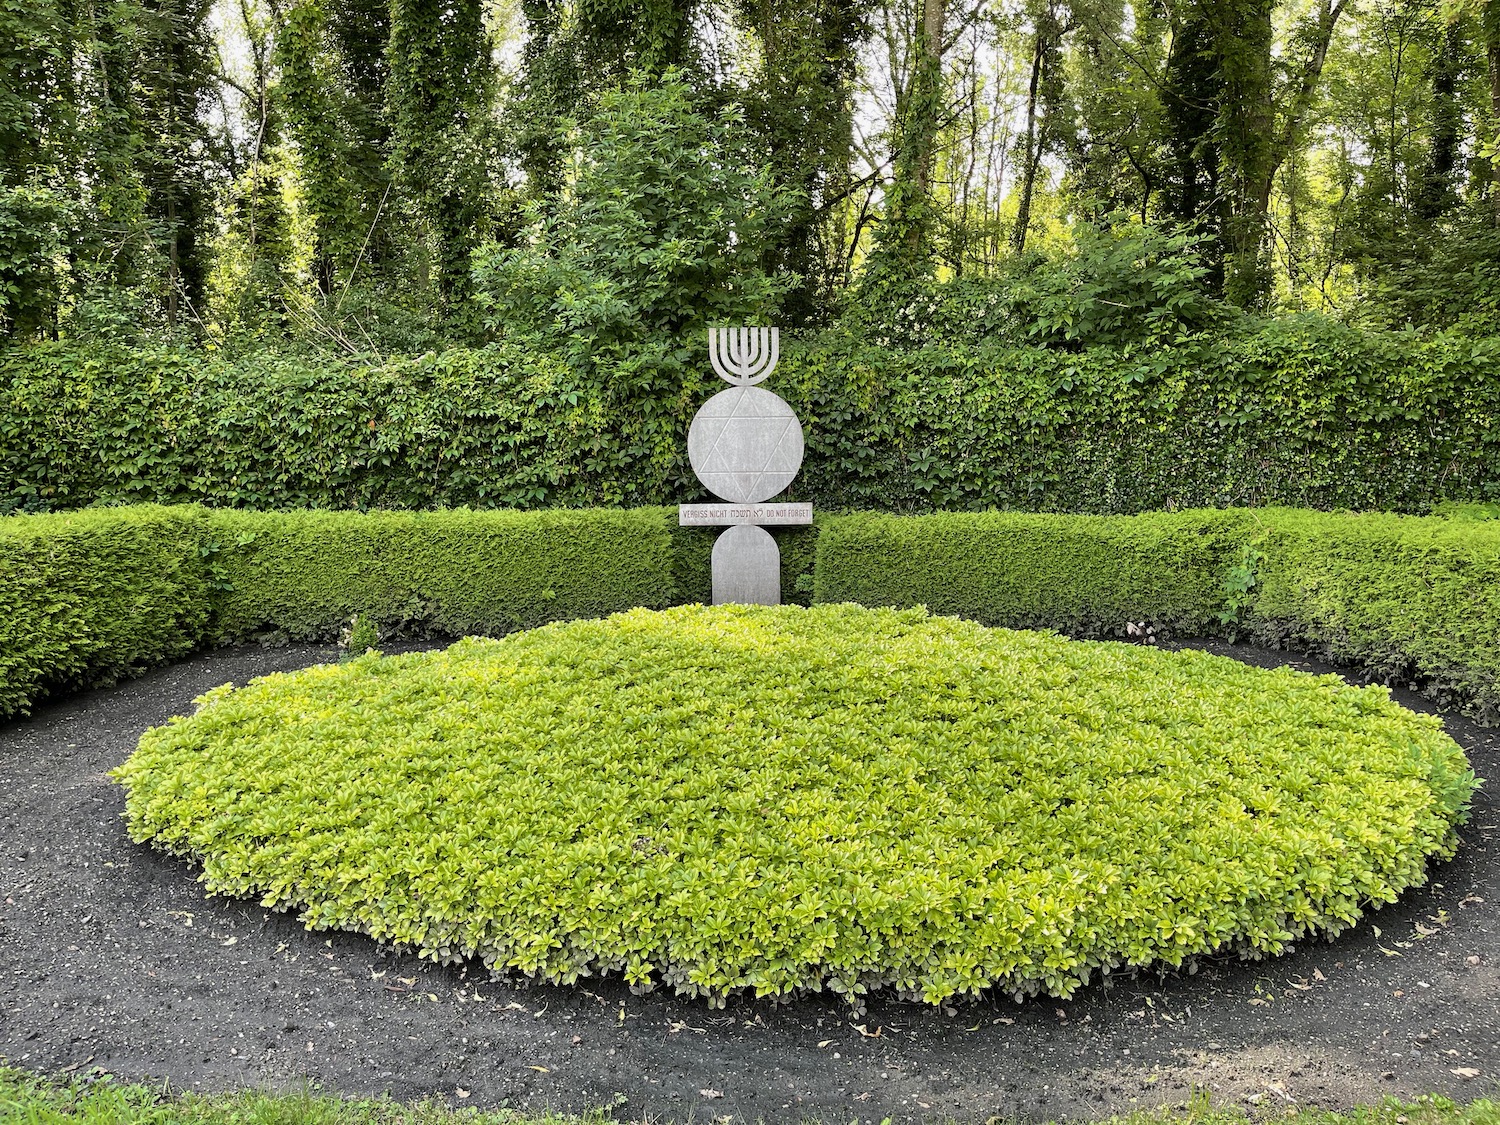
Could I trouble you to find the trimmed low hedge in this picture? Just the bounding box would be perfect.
[0,505,209,718]
[205,507,679,642]
[0,506,683,718]
[1247,509,1500,724]
[811,509,1255,637]
[3,503,1499,725]
[112,604,1477,1006]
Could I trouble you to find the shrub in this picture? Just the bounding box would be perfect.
[1247,509,1500,723]
[472,74,790,370]
[812,509,1253,637]
[846,216,1228,352]
[113,604,1475,1007]
[0,505,684,720]
[201,507,679,642]
[0,505,210,717]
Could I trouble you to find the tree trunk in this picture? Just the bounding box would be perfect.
[1415,17,1463,221]
[1010,21,1046,254]
[906,0,947,232]
[1213,0,1276,308]
[1212,0,1346,308]
[868,0,947,275]
[1486,0,1500,225]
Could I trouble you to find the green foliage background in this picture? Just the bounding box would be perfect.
[6,319,1500,517]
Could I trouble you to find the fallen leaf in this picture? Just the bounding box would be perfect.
[1465,956,1481,966]
[700,1089,723,1099]
[1450,1069,1481,1080]
[1313,968,1327,981]
[1378,946,1402,957]
[455,1089,469,1099]
[818,1040,835,1048]
[853,1023,882,1038]
[526,1065,549,1073]
[427,993,439,1002]
[220,937,237,947]
[398,977,416,986]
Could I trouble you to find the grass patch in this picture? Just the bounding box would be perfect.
[113,604,1475,1008]
[1,1068,1496,1125]
[0,1067,588,1124]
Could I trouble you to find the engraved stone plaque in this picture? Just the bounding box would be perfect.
[678,502,813,526]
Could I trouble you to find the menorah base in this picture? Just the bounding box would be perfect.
[711,524,780,606]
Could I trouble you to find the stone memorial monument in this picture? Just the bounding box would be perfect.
[680,326,810,605]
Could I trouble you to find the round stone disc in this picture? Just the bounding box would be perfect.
[687,386,805,504]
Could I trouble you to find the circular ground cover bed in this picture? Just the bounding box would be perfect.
[113,604,1476,1008]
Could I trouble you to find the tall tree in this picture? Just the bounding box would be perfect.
[735,0,872,322]
[505,0,699,204]
[136,0,217,323]
[387,0,492,302]
[1483,0,1500,223]
[868,0,949,276]
[1206,0,1348,306]
[1414,13,1465,221]
[1010,0,1067,253]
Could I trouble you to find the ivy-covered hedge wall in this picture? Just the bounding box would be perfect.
[5,318,1500,516]
[2,503,1497,725]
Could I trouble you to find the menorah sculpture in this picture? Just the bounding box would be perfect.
[680,327,811,604]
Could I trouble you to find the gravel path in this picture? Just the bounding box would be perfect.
[0,638,1495,1123]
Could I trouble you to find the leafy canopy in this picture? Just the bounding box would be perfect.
[471,71,795,392]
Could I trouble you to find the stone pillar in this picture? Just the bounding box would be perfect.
[680,327,811,606]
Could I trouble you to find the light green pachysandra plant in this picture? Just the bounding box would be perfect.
[113,603,1475,1007]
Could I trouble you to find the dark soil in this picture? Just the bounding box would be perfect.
[0,638,1495,1123]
